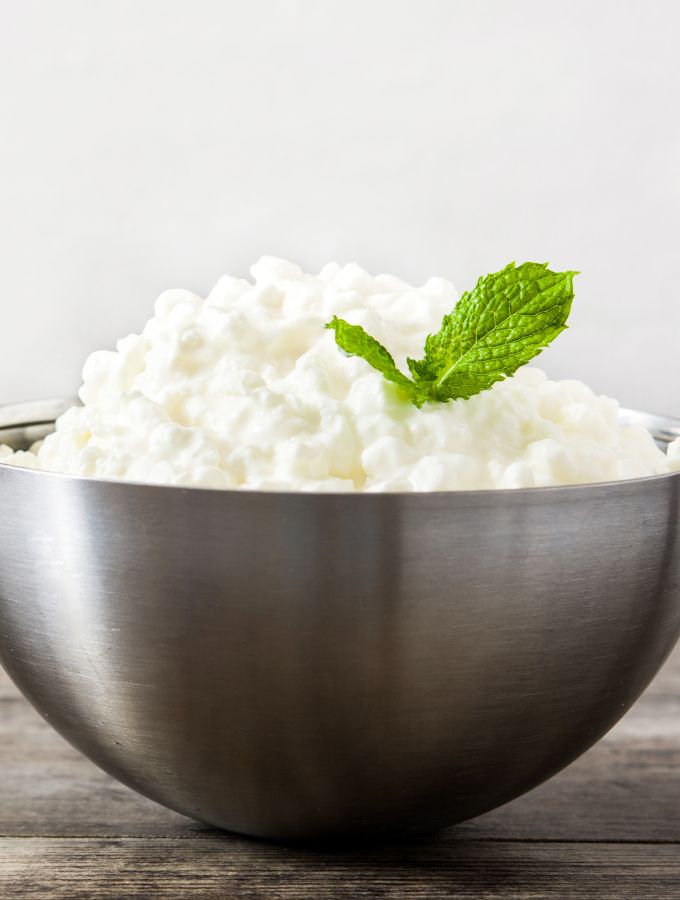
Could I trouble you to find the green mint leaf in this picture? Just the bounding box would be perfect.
[325,316,426,406]
[326,262,577,407]
[408,262,577,401]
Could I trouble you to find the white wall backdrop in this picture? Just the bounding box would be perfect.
[1,0,679,413]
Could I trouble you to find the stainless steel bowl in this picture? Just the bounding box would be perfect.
[1,399,679,840]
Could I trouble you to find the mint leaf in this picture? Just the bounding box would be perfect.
[326,262,576,407]
[325,316,426,406]
[408,262,577,401]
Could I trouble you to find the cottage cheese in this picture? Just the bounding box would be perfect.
[2,257,679,491]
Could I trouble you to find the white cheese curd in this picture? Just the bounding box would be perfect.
[2,257,679,491]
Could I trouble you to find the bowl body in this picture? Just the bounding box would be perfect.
[1,401,680,839]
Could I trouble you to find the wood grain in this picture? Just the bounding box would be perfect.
[1,647,679,896]
[1,839,679,899]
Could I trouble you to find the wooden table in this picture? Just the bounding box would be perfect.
[1,646,678,899]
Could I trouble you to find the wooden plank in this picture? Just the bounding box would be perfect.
[1,647,679,842]
[0,838,679,899]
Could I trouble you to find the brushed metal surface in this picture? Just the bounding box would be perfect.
[1,400,679,840]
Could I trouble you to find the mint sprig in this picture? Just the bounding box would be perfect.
[326,262,577,407]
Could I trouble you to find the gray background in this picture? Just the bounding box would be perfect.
[1,0,678,413]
